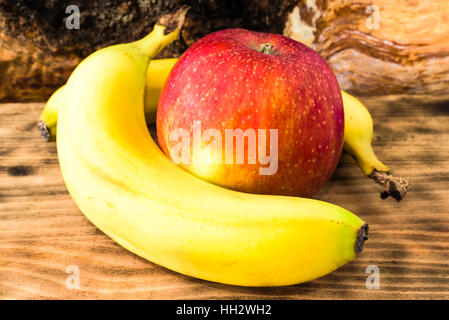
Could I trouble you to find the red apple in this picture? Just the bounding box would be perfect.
[157,28,344,197]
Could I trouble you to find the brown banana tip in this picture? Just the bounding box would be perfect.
[355,223,369,255]
[370,170,410,202]
[38,120,51,141]
[158,5,190,35]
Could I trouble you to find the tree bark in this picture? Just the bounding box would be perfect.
[1,0,448,102]
[284,0,449,99]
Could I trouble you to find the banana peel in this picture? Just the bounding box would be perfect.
[39,28,408,201]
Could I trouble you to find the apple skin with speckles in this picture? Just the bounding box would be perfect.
[157,28,344,197]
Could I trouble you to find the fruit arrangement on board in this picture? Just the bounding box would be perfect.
[38,7,408,287]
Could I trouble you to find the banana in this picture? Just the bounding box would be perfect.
[144,58,178,124]
[342,91,409,201]
[39,29,407,201]
[39,58,178,141]
[40,61,408,200]
[342,90,389,176]
[56,11,368,286]
[39,85,67,141]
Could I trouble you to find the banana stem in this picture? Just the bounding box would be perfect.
[355,224,369,255]
[158,5,189,35]
[38,121,51,142]
[370,170,410,202]
[344,142,409,201]
[135,6,189,56]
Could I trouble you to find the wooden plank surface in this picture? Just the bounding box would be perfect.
[1,96,448,299]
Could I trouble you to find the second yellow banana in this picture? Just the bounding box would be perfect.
[56,17,368,287]
[39,57,398,192]
[39,58,178,141]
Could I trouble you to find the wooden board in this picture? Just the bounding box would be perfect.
[1,96,449,299]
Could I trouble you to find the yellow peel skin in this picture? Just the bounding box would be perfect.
[39,58,177,141]
[57,25,367,286]
[341,90,390,176]
[144,58,178,123]
[39,62,391,179]
[39,85,67,141]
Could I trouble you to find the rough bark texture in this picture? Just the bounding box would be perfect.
[284,0,449,99]
[1,0,449,102]
[0,0,296,102]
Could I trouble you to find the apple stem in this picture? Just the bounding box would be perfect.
[370,170,410,202]
[257,43,278,55]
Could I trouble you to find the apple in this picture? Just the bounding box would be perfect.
[157,28,344,197]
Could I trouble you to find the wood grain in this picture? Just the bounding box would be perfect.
[1,97,449,299]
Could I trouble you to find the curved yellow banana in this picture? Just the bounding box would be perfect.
[144,58,178,124]
[57,19,368,286]
[341,91,409,201]
[38,61,390,178]
[39,58,177,141]
[342,90,390,175]
[39,40,407,200]
[39,85,67,141]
